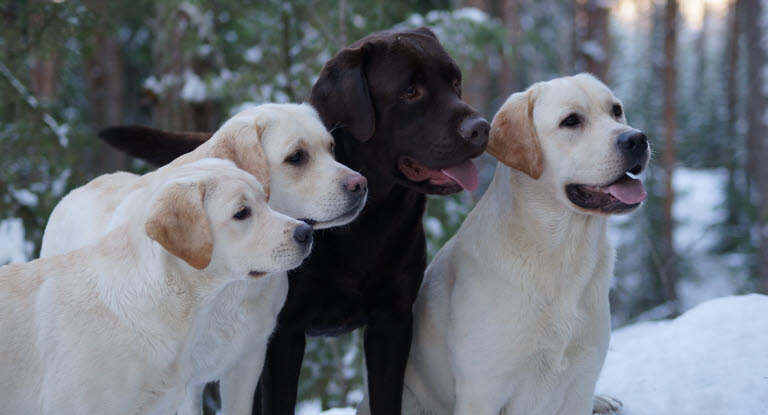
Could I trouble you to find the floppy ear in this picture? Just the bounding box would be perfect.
[145,182,212,270]
[487,89,543,179]
[208,121,270,200]
[99,125,214,166]
[309,44,375,142]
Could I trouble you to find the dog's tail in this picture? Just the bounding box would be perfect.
[98,125,213,166]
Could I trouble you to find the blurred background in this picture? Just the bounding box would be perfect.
[0,0,764,412]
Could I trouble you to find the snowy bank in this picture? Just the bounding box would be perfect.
[597,294,768,414]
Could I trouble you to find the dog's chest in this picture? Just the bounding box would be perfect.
[287,197,427,333]
[184,276,288,381]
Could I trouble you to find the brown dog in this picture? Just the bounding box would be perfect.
[99,27,489,415]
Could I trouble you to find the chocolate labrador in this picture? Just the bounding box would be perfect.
[99,27,489,415]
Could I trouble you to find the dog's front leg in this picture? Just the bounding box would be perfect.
[255,326,306,415]
[364,311,413,415]
[219,351,265,415]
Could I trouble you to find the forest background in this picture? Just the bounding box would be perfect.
[1,0,765,411]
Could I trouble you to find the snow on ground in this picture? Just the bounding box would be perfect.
[670,168,750,311]
[596,294,768,414]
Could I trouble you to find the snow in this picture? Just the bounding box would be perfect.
[0,63,69,147]
[244,46,263,63]
[296,401,354,415]
[670,168,749,310]
[0,218,32,264]
[452,7,489,23]
[9,187,38,207]
[581,40,607,63]
[672,168,726,253]
[180,71,207,103]
[597,294,768,414]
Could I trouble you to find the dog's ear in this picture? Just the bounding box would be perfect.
[208,120,270,200]
[99,125,213,166]
[145,182,212,270]
[487,89,543,179]
[310,44,374,142]
[412,26,437,39]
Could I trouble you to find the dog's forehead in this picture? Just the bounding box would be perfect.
[212,170,267,202]
[540,75,617,113]
[260,107,332,148]
[364,30,461,80]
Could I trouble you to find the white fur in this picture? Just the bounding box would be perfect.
[38,103,365,414]
[359,74,647,415]
[0,159,309,415]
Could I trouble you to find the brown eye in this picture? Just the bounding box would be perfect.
[285,150,305,164]
[612,104,623,118]
[403,86,419,101]
[560,113,581,128]
[233,206,251,220]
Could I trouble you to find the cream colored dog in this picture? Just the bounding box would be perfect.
[0,158,312,415]
[371,74,650,415]
[39,103,367,415]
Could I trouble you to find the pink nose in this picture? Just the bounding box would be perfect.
[343,174,368,192]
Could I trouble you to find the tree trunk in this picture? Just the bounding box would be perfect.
[660,0,679,310]
[84,1,127,173]
[723,0,744,248]
[338,0,348,48]
[744,0,768,293]
[574,0,611,83]
[499,0,523,93]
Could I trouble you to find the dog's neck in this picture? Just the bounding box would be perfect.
[88,225,220,341]
[485,163,609,257]
[167,138,218,168]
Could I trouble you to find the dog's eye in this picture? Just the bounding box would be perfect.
[612,104,623,118]
[233,206,251,220]
[402,86,420,101]
[285,150,305,165]
[560,113,581,128]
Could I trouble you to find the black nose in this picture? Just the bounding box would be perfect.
[617,131,648,159]
[343,174,368,193]
[459,116,490,147]
[293,223,313,245]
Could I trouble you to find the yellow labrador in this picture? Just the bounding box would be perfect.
[0,158,311,415]
[391,74,649,415]
[41,103,366,258]
[39,103,367,415]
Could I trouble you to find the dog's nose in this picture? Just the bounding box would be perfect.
[293,223,313,245]
[460,117,490,146]
[617,131,648,158]
[343,174,368,193]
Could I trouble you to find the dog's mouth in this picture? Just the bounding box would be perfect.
[299,194,367,229]
[566,166,647,214]
[248,271,266,278]
[397,156,480,192]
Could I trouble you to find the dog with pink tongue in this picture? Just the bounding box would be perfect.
[359,74,649,415]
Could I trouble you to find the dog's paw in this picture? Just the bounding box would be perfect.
[593,394,623,414]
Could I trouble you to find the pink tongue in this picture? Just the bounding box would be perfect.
[604,175,647,204]
[441,159,479,192]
